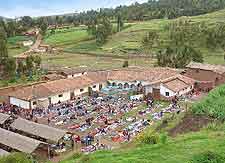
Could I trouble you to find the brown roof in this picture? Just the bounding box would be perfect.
[9,76,96,101]
[0,113,10,125]
[108,67,178,82]
[9,67,179,101]
[11,118,67,143]
[186,62,225,75]
[0,128,44,154]
[163,78,189,92]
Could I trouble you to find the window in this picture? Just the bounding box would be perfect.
[93,85,96,88]
[33,101,37,105]
[58,94,63,97]
[80,89,84,92]
[165,92,170,97]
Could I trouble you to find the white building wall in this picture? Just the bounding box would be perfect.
[91,83,100,92]
[160,84,176,97]
[74,87,89,96]
[10,97,30,109]
[50,92,71,104]
[144,85,153,95]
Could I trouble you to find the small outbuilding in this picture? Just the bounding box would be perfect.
[11,118,67,143]
[0,128,48,157]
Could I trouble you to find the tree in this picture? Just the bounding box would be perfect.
[6,21,16,37]
[17,61,26,76]
[142,31,159,56]
[95,16,112,45]
[39,18,48,36]
[25,56,34,73]
[117,13,124,32]
[3,57,16,79]
[157,45,203,68]
[123,61,129,68]
[33,55,42,68]
[0,26,8,64]
[21,16,33,28]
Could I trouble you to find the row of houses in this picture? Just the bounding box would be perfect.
[6,67,188,109]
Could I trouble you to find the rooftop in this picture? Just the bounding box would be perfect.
[0,128,45,154]
[0,113,11,125]
[163,78,190,93]
[186,62,225,75]
[9,67,179,101]
[11,118,67,143]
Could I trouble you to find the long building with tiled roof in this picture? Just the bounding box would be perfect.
[8,67,194,109]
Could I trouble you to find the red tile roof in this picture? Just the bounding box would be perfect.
[9,67,181,101]
[186,62,225,75]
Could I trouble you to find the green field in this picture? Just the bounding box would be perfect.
[41,53,156,69]
[44,27,92,47]
[7,35,34,57]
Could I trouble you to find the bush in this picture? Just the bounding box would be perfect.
[137,132,160,145]
[122,61,129,68]
[190,151,225,163]
[192,84,225,121]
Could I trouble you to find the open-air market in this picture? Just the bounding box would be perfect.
[0,65,207,159]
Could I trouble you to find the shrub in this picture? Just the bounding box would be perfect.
[192,84,225,121]
[190,151,225,163]
[137,132,160,145]
[122,61,129,68]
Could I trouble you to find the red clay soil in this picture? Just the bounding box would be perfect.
[169,114,213,137]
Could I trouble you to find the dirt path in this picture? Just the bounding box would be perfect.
[15,33,42,59]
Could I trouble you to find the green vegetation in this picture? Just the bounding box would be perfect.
[192,84,225,121]
[41,53,156,70]
[7,35,33,57]
[60,128,225,163]
[44,27,91,46]
[0,153,33,163]
[42,9,225,66]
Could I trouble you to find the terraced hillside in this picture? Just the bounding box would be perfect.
[44,9,225,65]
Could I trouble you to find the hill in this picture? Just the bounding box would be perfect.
[43,9,225,66]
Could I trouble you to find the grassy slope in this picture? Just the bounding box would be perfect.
[7,35,33,57]
[45,9,225,65]
[61,129,225,163]
[41,53,156,69]
[44,27,91,47]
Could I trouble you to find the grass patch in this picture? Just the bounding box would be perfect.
[44,28,91,47]
[41,53,155,69]
[60,129,225,163]
[192,84,225,120]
